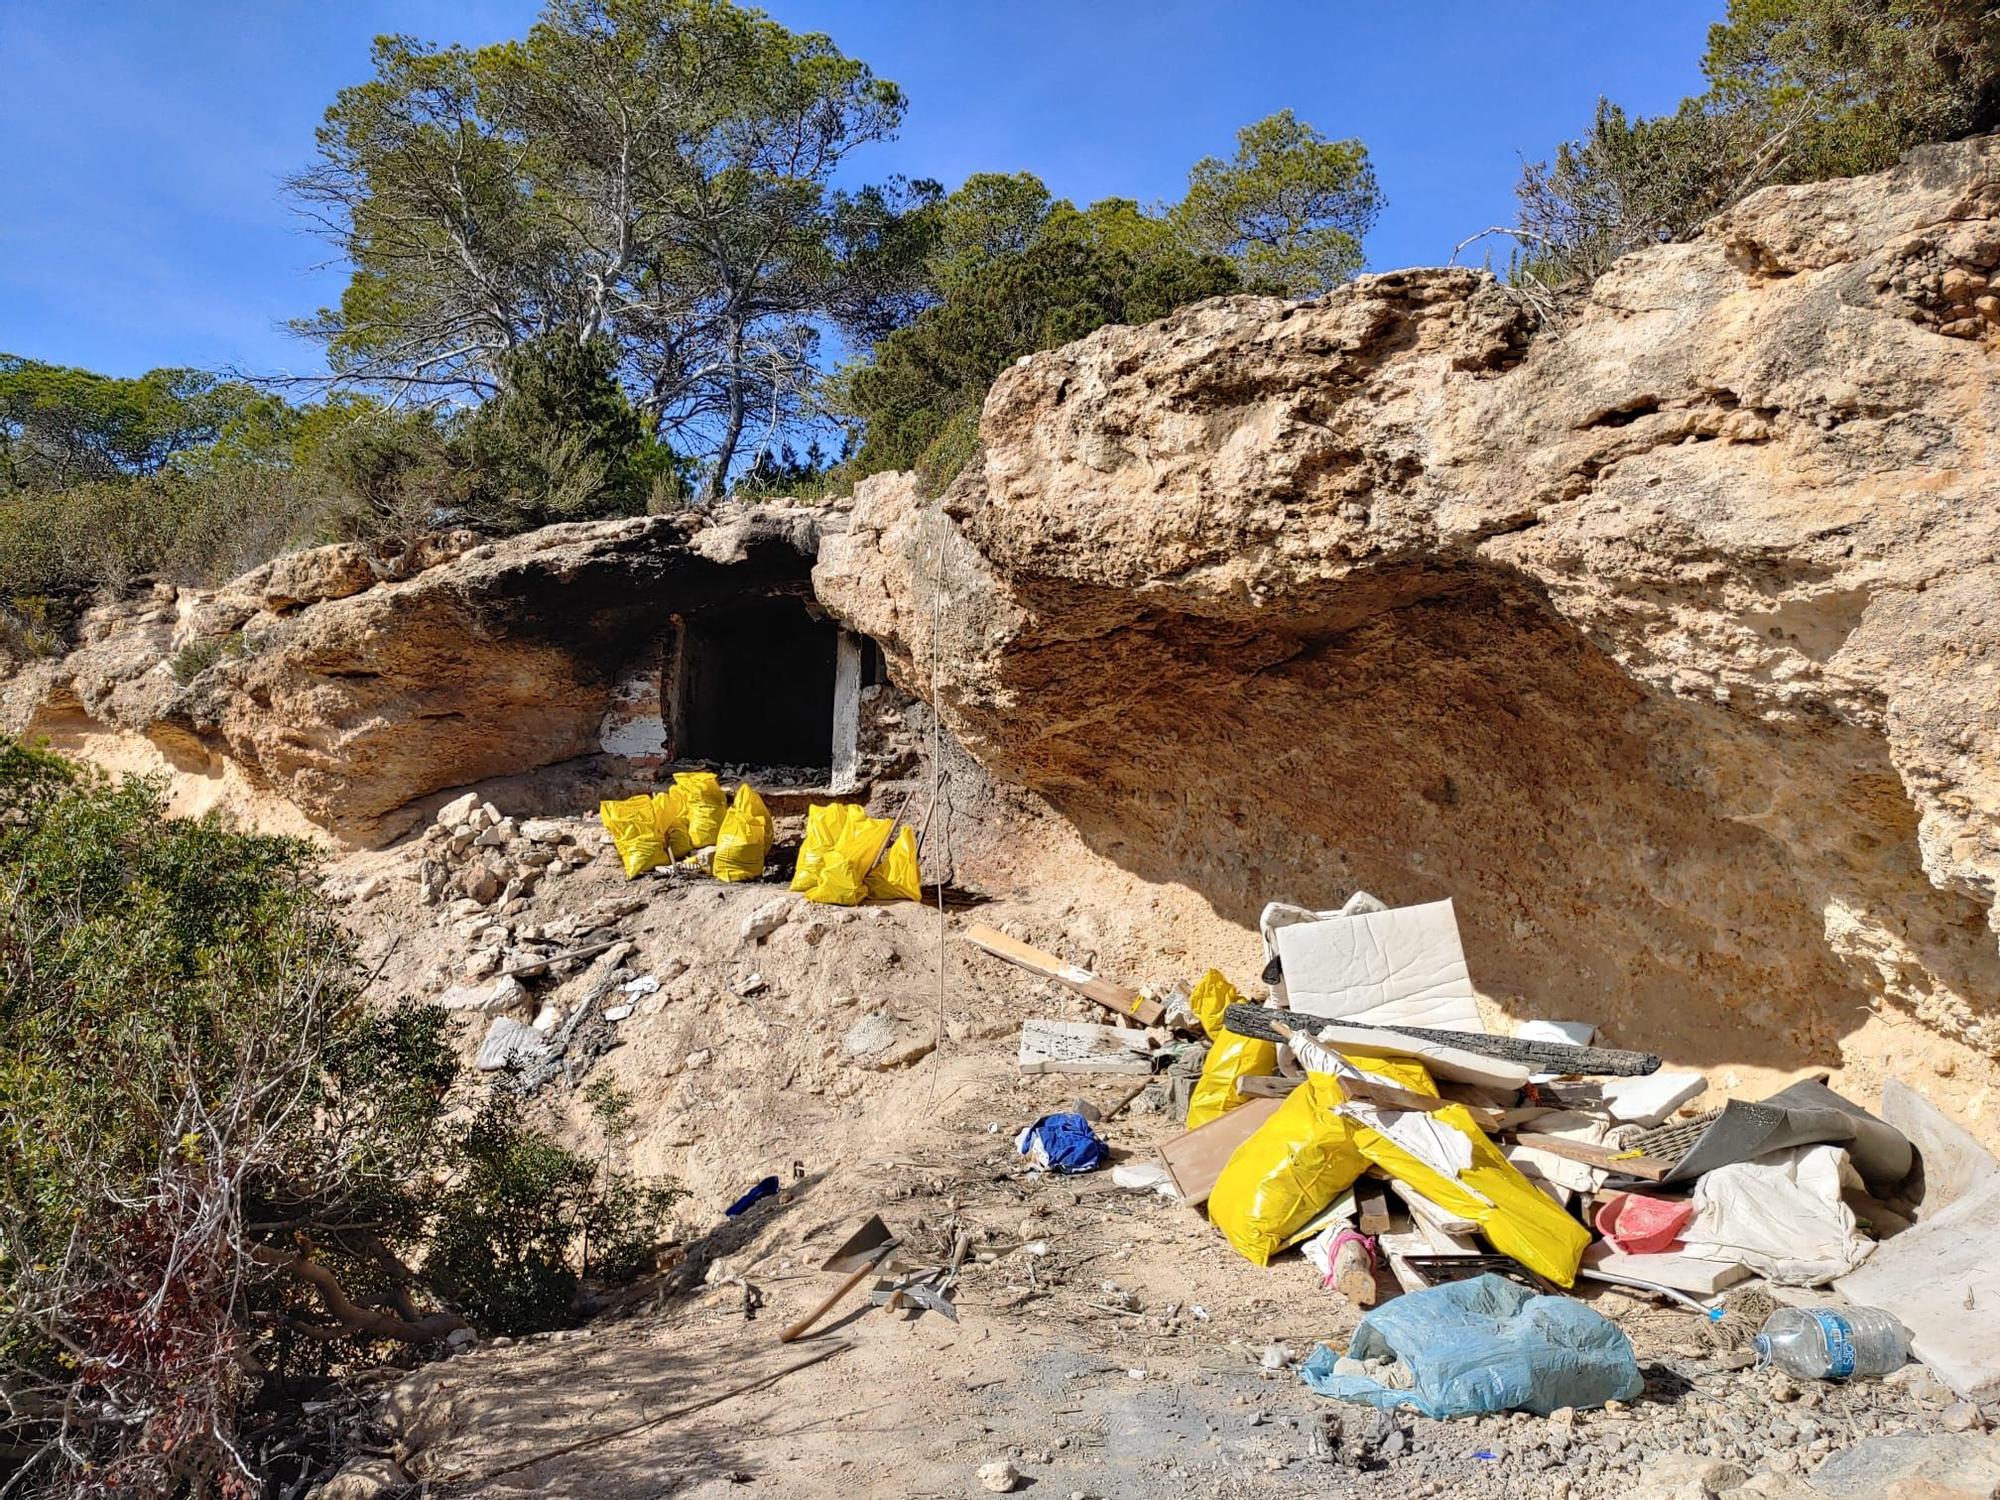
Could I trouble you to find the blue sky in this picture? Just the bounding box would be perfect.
[0,1,1720,380]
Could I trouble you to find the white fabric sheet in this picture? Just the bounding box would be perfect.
[1682,1144,1874,1286]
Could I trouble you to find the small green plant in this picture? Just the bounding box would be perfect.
[169,629,244,684]
[427,1095,681,1333]
[583,1073,638,1153]
[0,595,66,658]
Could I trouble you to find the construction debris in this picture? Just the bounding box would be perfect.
[956,888,1982,1441]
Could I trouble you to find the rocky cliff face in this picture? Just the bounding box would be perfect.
[2,508,827,842]
[11,138,1999,1118]
[816,136,2000,1106]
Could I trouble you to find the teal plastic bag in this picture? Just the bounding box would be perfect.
[1299,1274,1643,1418]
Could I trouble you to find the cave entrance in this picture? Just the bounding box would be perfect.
[670,597,841,772]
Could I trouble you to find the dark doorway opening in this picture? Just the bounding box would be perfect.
[679,598,836,768]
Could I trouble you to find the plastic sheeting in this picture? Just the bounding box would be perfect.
[1299,1274,1644,1418]
[1183,969,1279,1131]
[1208,1053,1590,1285]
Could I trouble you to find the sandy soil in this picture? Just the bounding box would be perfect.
[301,795,1996,1500]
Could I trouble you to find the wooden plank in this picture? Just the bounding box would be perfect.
[1234,1074,1298,1099]
[1411,1210,1481,1256]
[1156,1096,1281,1207]
[1388,1180,1480,1237]
[498,938,620,979]
[1355,1180,1395,1236]
[1511,1132,1674,1181]
[963,924,1165,1026]
[1376,1231,1433,1293]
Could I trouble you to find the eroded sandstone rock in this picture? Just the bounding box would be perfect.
[815,135,2000,1101]
[2,506,830,842]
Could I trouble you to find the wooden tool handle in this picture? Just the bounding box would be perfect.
[780,1254,883,1344]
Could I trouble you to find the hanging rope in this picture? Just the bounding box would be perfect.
[925,502,952,1106]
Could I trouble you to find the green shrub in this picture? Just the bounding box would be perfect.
[1517,0,2000,287]
[169,630,245,684]
[426,1096,680,1334]
[0,740,679,1496]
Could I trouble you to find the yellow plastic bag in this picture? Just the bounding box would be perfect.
[1183,969,1279,1130]
[1207,1053,1589,1285]
[787,804,924,906]
[791,802,861,896]
[654,786,693,862]
[1186,968,1239,1041]
[791,802,908,906]
[673,771,726,847]
[712,784,775,883]
[600,793,667,879]
[865,823,922,903]
[1335,1052,1591,1288]
[1187,1029,1280,1131]
[1208,1070,1367,1266]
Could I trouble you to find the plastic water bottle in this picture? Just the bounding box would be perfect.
[1752,1306,1910,1380]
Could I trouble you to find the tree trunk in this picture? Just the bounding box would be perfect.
[1220,1002,1662,1076]
[704,319,748,502]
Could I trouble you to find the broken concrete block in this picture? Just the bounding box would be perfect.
[1836,1170,2000,1400]
[1599,1071,1708,1125]
[518,818,569,845]
[1880,1078,1997,1218]
[1580,1241,1752,1295]
[475,1018,543,1072]
[1017,1019,1155,1075]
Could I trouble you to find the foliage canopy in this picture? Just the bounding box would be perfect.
[1516,0,2000,284]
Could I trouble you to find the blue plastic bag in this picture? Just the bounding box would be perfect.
[725,1175,780,1217]
[1299,1274,1643,1418]
[1014,1112,1107,1174]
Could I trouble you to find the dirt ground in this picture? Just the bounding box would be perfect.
[309,783,1999,1500]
